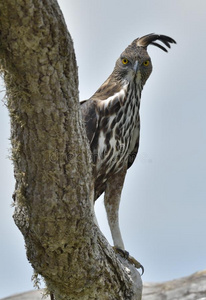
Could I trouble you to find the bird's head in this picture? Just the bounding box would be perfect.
[113,33,176,87]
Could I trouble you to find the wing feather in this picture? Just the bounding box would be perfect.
[127,139,140,169]
[80,99,98,145]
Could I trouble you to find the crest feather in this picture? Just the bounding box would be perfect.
[135,33,176,52]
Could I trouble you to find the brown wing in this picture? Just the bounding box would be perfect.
[80,99,101,167]
[80,99,98,144]
[127,139,140,169]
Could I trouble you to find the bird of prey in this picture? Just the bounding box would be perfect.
[81,33,176,271]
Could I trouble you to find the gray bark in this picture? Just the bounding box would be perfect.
[2,270,206,300]
[0,0,142,299]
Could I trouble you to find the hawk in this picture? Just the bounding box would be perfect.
[81,33,176,271]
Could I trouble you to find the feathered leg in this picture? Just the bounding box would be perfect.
[104,163,144,274]
[104,163,127,250]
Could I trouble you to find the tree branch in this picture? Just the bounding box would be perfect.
[0,1,142,299]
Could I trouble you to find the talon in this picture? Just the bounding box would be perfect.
[128,255,144,276]
[113,246,144,275]
[140,265,144,276]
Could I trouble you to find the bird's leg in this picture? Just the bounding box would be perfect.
[104,163,144,274]
[104,163,127,250]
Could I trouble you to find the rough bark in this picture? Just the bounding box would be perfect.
[2,270,206,300]
[0,0,142,299]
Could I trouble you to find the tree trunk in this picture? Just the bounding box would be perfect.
[2,270,206,300]
[0,1,142,299]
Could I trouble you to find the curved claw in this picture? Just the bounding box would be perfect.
[113,247,144,275]
[128,255,144,276]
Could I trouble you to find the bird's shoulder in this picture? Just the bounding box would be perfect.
[80,77,128,146]
[91,76,123,101]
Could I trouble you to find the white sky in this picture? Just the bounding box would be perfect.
[1,0,206,298]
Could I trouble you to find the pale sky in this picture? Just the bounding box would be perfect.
[1,0,206,298]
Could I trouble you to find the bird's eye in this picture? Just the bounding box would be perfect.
[122,58,129,65]
[143,60,150,67]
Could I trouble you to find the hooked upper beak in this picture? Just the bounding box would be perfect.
[133,61,139,73]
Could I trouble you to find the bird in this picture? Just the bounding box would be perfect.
[81,33,176,272]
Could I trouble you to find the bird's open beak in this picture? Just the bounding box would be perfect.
[133,61,139,73]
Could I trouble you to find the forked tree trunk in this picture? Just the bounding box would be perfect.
[0,1,142,299]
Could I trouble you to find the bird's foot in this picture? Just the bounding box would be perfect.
[113,246,144,275]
